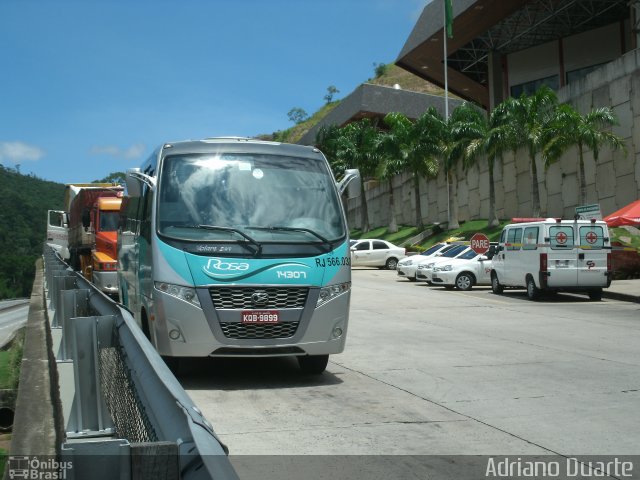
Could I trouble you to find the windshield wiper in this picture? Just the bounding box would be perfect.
[184,224,262,256]
[246,226,332,251]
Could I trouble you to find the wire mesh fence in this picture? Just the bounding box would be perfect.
[99,330,158,444]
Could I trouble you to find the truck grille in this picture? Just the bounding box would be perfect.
[220,322,300,339]
[209,287,308,309]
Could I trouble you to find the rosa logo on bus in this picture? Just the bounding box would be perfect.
[203,258,250,277]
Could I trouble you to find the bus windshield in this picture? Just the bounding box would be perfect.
[157,153,345,243]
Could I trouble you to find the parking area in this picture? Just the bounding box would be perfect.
[183,268,640,461]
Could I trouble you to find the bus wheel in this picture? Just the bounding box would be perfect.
[140,310,152,341]
[298,355,329,374]
[588,289,603,301]
[526,276,540,301]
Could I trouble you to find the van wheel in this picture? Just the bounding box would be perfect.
[455,273,474,291]
[588,289,602,301]
[491,273,504,294]
[526,276,540,300]
[385,257,398,270]
[298,355,329,374]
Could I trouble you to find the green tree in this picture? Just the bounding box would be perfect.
[315,124,346,178]
[377,132,405,234]
[502,86,559,217]
[324,85,339,104]
[543,104,626,206]
[461,102,513,227]
[94,171,127,184]
[382,110,441,229]
[287,107,309,124]
[335,119,383,232]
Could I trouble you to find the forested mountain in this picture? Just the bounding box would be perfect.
[0,165,65,299]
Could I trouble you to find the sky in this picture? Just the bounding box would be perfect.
[1,0,428,184]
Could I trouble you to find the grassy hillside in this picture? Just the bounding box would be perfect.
[367,64,448,96]
[259,63,447,144]
[0,166,65,299]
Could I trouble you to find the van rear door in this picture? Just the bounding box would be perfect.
[547,224,578,287]
[577,223,609,287]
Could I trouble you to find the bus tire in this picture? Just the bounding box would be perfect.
[298,355,329,374]
[141,310,152,341]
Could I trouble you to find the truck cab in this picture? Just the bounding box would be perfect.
[88,196,121,296]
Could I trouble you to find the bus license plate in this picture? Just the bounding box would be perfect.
[241,310,279,324]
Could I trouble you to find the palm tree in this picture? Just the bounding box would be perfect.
[377,132,405,234]
[543,103,626,205]
[461,101,514,227]
[382,110,441,228]
[335,119,383,232]
[502,86,559,217]
[444,103,488,229]
[315,124,346,179]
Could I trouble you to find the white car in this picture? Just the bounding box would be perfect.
[430,244,498,290]
[350,239,406,269]
[397,242,458,281]
[415,244,470,282]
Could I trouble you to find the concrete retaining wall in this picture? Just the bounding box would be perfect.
[348,49,640,229]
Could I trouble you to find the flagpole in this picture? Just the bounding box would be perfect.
[444,0,450,226]
[444,0,449,119]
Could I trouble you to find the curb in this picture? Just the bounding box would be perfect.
[602,291,640,304]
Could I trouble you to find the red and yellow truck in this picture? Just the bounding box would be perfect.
[47,183,123,297]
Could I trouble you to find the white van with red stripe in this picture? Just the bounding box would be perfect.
[490,218,613,301]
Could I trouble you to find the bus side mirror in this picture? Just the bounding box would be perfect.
[338,169,361,199]
[126,168,156,197]
[126,168,143,197]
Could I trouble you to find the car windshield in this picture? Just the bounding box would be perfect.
[421,243,444,256]
[457,250,478,260]
[157,153,345,243]
[442,245,467,257]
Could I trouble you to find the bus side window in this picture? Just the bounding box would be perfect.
[140,187,154,242]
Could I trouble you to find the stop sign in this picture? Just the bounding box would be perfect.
[470,233,490,254]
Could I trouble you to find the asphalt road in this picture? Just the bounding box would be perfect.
[0,299,28,347]
[182,268,640,462]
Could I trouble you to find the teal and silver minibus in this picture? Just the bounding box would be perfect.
[118,138,359,373]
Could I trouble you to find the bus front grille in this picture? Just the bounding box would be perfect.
[220,321,300,339]
[209,287,309,309]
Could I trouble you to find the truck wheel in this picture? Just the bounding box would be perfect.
[491,273,504,294]
[298,355,329,374]
[455,272,474,291]
[588,289,602,301]
[526,276,540,301]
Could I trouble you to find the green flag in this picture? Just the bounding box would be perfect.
[445,0,453,38]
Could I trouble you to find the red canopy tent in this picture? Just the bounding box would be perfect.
[604,199,640,227]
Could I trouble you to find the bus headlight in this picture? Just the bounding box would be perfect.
[154,282,201,308]
[317,282,351,307]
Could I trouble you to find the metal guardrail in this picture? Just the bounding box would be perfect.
[42,246,239,480]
